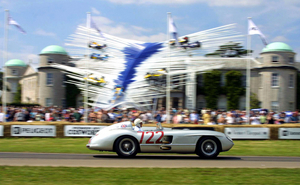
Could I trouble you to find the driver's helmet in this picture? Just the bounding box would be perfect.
[134,118,143,128]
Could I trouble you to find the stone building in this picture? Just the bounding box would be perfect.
[196,42,298,112]
[3,45,69,107]
[3,59,27,103]
[2,42,299,111]
[158,42,299,112]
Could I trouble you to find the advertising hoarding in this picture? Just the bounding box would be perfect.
[225,127,270,139]
[11,125,56,137]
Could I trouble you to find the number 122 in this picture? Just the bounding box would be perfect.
[138,131,164,144]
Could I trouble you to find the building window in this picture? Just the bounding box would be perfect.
[220,73,225,87]
[11,69,18,76]
[46,98,53,107]
[272,56,278,62]
[271,101,279,112]
[241,75,246,87]
[289,57,294,64]
[239,96,246,110]
[218,96,227,110]
[198,75,203,87]
[47,57,54,64]
[289,74,294,88]
[46,73,53,86]
[11,82,17,93]
[271,73,279,87]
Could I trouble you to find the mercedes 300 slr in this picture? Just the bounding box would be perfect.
[86,122,234,158]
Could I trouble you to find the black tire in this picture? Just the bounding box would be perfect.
[115,136,138,157]
[196,137,220,159]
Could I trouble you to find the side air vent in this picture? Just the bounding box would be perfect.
[161,136,173,144]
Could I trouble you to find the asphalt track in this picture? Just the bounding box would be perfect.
[0,152,299,168]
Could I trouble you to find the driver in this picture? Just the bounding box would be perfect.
[133,118,144,131]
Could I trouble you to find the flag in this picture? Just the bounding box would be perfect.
[168,15,178,43]
[8,14,26,34]
[248,19,267,45]
[87,14,106,40]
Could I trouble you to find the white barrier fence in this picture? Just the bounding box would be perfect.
[0,125,3,137]
[63,126,172,137]
[279,128,300,139]
[1,125,300,139]
[224,127,270,139]
[11,125,56,137]
[64,125,106,137]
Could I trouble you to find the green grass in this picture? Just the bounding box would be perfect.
[223,140,300,156]
[0,166,299,185]
[0,138,300,156]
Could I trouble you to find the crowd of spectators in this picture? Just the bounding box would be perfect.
[0,105,299,124]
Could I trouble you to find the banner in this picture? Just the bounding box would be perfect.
[0,125,3,137]
[279,128,300,139]
[11,125,56,137]
[224,127,270,139]
[64,125,106,137]
[64,125,172,137]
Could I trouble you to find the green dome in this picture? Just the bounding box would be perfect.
[5,59,27,67]
[40,45,68,55]
[262,42,293,53]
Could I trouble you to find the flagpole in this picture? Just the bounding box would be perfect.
[2,10,9,122]
[246,17,252,124]
[166,12,171,124]
[84,12,91,123]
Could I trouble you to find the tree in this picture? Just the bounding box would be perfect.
[203,70,221,109]
[225,71,245,110]
[0,72,10,92]
[13,83,22,104]
[205,41,252,58]
[250,92,260,109]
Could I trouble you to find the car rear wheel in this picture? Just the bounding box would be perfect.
[115,136,138,157]
[196,137,220,158]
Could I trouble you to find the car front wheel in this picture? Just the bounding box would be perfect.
[115,137,138,157]
[196,137,220,159]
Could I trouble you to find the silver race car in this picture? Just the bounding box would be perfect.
[86,122,234,158]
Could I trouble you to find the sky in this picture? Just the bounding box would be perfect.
[0,0,300,68]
